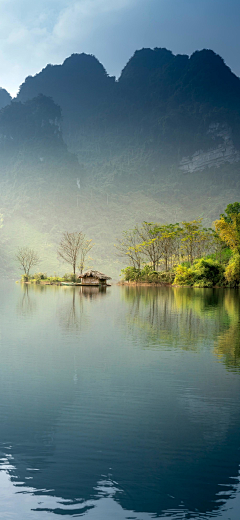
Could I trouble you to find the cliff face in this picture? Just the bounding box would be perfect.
[179,124,240,173]
[15,48,240,173]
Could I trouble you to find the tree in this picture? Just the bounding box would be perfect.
[78,236,94,274]
[224,253,240,285]
[58,232,84,276]
[220,202,240,223]
[115,227,143,269]
[153,223,182,271]
[138,222,163,270]
[16,247,40,276]
[180,219,205,264]
[215,203,240,284]
[215,213,240,253]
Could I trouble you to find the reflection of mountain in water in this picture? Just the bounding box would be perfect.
[1,284,240,518]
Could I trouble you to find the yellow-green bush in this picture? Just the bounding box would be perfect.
[174,259,224,287]
[225,253,240,285]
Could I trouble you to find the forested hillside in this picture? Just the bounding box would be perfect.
[1,48,240,277]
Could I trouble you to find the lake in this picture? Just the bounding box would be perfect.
[0,281,240,519]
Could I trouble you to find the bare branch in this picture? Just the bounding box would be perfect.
[58,231,84,276]
[16,247,40,276]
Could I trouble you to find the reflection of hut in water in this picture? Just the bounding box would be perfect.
[80,285,108,299]
[78,270,111,286]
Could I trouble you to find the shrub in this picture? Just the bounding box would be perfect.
[48,275,62,282]
[33,272,47,281]
[121,266,141,281]
[225,253,240,286]
[21,274,29,282]
[193,258,224,287]
[121,265,174,283]
[174,258,224,287]
[173,265,195,285]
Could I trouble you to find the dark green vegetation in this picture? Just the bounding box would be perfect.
[120,204,240,287]
[2,48,240,276]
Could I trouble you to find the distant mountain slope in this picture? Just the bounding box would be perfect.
[0,87,11,110]
[17,53,115,131]
[16,48,240,171]
[1,48,240,277]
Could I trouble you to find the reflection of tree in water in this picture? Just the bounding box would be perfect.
[214,290,240,371]
[17,283,37,316]
[58,286,108,332]
[122,286,236,357]
[58,288,85,332]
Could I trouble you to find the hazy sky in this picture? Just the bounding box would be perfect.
[1,0,240,96]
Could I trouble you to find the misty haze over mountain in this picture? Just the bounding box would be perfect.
[1,47,240,277]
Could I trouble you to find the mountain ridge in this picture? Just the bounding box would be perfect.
[1,48,240,276]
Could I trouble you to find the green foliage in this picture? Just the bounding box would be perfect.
[224,253,240,286]
[62,273,76,282]
[121,266,141,281]
[20,272,77,283]
[46,274,65,282]
[121,265,174,284]
[207,247,232,265]
[21,274,30,282]
[215,203,240,254]
[33,272,47,281]
[192,258,224,287]
[173,265,195,286]
[174,258,224,287]
[220,202,240,223]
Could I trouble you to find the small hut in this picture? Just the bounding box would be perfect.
[78,270,111,286]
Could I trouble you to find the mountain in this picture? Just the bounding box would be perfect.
[0,87,11,109]
[1,48,240,277]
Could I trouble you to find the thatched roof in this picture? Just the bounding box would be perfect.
[78,269,112,280]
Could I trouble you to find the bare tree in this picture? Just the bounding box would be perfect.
[58,231,84,277]
[78,236,94,274]
[115,227,143,269]
[16,247,40,276]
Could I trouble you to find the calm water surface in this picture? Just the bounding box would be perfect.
[0,281,240,519]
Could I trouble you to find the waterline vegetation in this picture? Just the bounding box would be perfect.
[15,204,240,287]
[118,203,240,287]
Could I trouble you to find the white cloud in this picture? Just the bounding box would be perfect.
[0,0,136,96]
[0,0,239,97]
[53,0,133,41]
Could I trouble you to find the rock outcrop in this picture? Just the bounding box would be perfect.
[179,123,240,173]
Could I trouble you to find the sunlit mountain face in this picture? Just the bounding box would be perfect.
[1,48,240,277]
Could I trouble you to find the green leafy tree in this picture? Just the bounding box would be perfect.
[225,253,240,285]
[138,222,163,270]
[215,219,240,253]
[220,202,240,223]
[180,219,206,264]
[153,223,181,271]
